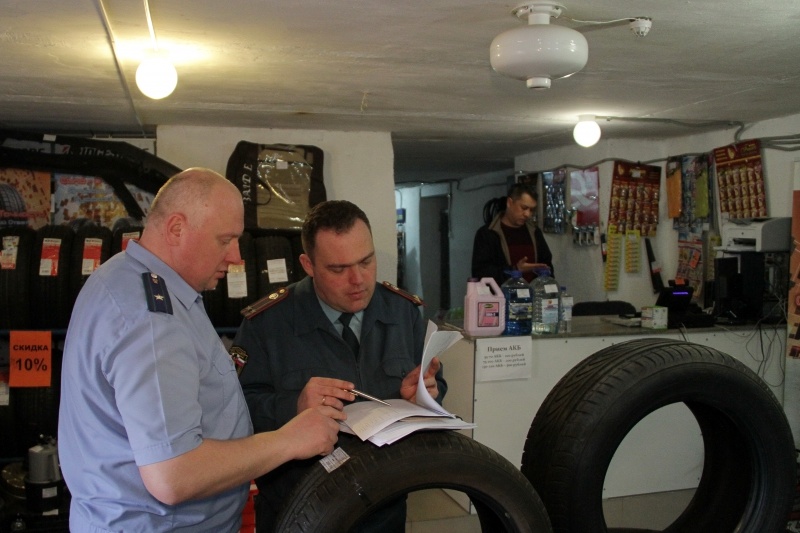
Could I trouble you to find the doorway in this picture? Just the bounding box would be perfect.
[419,195,450,321]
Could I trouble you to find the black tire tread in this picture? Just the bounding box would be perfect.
[30,225,74,329]
[277,431,552,533]
[521,338,795,533]
[0,225,35,329]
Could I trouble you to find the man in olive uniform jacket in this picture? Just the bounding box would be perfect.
[232,200,446,532]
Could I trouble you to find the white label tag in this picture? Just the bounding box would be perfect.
[1,236,19,270]
[81,238,103,275]
[39,238,62,276]
[266,258,289,283]
[227,264,248,299]
[319,447,350,473]
[0,379,9,407]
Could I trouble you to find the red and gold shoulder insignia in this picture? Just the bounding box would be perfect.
[381,281,424,306]
[240,287,290,319]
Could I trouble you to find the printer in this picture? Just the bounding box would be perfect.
[719,217,791,252]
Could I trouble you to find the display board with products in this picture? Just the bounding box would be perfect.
[541,169,568,234]
[607,162,661,238]
[713,139,766,219]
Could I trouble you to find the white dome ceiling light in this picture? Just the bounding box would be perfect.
[490,3,653,90]
[490,2,588,90]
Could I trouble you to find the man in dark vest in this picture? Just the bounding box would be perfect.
[471,182,554,285]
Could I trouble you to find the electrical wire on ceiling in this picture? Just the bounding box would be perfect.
[748,133,800,151]
[596,116,745,134]
[561,15,653,36]
[143,0,159,51]
[573,115,746,148]
[591,116,800,151]
[94,0,147,136]
[550,128,800,174]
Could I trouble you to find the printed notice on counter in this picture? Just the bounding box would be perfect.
[475,337,532,382]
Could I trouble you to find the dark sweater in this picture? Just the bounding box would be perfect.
[471,213,553,286]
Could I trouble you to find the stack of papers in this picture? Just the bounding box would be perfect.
[339,321,475,446]
[339,398,474,446]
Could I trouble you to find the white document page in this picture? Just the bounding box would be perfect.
[415,321,462,414]
[343,398,452,441]
[367,417,476,447]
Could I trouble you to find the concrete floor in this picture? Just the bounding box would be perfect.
[405,487,698,532]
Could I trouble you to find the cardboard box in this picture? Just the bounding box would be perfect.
[641,306,668,329]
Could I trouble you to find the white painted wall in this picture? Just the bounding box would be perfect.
[152,115,800,314]
[155,125,398,282]
[516,113,800,311]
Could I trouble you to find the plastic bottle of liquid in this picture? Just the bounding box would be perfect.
[530,267,560,334]
[559,286,573,334]
[464,277,506,336]
[501,270,532,335]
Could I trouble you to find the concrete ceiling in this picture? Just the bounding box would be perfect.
[1,1,799,183]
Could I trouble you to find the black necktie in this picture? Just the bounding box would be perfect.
[339,313,360,355]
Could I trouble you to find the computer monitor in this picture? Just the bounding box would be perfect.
[713,256,745,320]
[655,285,694,324]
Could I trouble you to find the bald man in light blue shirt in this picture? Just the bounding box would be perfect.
[58,168,342,532]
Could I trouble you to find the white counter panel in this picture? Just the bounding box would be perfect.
[440,319,786,498]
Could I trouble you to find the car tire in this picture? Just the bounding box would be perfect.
[521,338,795,533]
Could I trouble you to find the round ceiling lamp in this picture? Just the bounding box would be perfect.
[573,115,601,147]
[490,2,588,89]
[136,51,178,99]
[134,0,177,100]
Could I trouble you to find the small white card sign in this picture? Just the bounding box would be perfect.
[266,258,289,283]
[475,336,532,382]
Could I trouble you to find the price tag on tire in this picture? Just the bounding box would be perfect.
[9,330,52,387]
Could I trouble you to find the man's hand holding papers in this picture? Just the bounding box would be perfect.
[339,321,475,446]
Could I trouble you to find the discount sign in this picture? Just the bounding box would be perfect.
[10,331,52,387]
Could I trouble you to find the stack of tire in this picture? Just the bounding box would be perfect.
[0,220,117,462]
[1,220,121,332]
[203,231,259,329]
[203,229,306,329]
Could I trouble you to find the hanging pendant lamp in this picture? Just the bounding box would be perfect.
[135,0,177,99]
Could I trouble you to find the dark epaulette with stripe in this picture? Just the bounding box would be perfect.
[240,287,291,319]
[142,272,173,314]
[381,281,425,306]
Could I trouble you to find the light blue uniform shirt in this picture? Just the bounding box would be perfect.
[317,296,364,339]
[58,240,252,532]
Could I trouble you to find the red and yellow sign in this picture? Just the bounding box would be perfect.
[9,330,52,387]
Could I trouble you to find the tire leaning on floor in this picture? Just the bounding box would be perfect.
[520,338,796,533]
[275,431,553,533]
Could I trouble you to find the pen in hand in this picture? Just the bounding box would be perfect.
[347,388,391,406]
